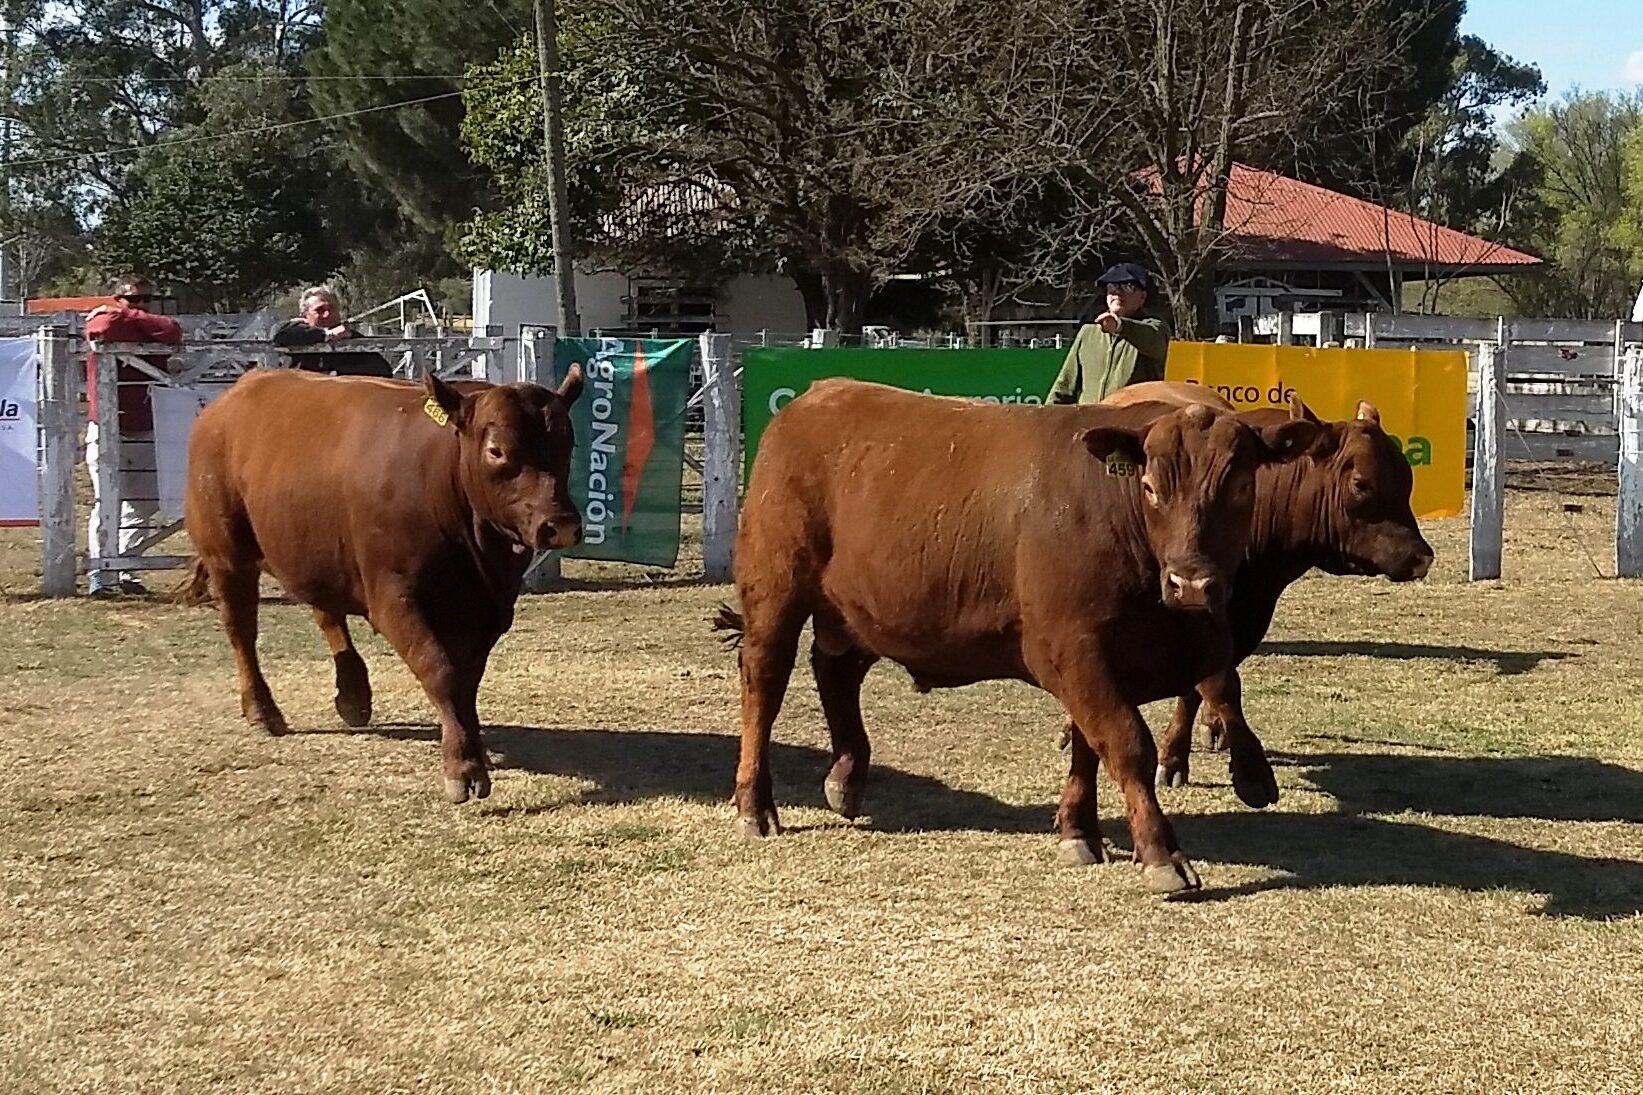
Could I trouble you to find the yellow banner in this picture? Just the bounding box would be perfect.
[1165,343,1468,519]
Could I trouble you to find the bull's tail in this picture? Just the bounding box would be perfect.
[710,602,745,650]
[173,557,214,607]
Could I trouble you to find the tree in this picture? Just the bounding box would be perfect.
[1394,36,1544,312]
[1021,0,1465,337]
[1500,91,1643,319]
[460,0,1096,333]
[95,64,346,310]
[2,0,325,293]
[307,0,525,235]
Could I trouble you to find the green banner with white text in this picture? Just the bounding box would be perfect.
[554,336,692,566]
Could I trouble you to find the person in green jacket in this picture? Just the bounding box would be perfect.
[1046,262,1173,404]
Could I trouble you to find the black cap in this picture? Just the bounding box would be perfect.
[1096,262,1154,290]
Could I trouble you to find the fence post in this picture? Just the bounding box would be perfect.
[91,340,122,590]
[1276,310,1294,346]
[36,326,77,596]
[521,325,563,593]
[1617,344,1643,577]
[1317,311,1341,348]
[699,332,739,583]
[1235,315,1254,344]
[1469,341,1504,580]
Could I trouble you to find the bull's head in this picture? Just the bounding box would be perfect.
[424,365,586,553]
[1081,403,1325,613]
[1288,396,1434,582]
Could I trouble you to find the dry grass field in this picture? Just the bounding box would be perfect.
[2,478,1641,1094]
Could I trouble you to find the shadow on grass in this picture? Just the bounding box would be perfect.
[1174,810,1643,921]
[1254,640,1572,676]
[350,724,1642,920]
[364,723,1055,837]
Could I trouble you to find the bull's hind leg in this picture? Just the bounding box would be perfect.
[212,563,288,736]
[811,635,877,820]
[732,597,808,839]
[312,608,372,727]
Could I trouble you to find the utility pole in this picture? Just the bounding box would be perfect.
[524,0,579,593]
[0,11,17,304]
[532,0,579,336]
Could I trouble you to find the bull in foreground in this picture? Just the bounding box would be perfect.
[715,378,1323,895]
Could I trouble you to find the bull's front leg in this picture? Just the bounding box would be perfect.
[1059,679,1201,896]
[1053,719,1109,866]
[1196,668,1279,809]
[373,596,492,804]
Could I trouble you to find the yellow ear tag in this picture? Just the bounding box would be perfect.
[423,397,450,427]
[1104,453,1138,477]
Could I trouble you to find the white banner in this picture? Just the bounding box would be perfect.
[0,339,39,527]
[153,383,233,521]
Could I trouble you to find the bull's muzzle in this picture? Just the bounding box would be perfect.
[535,515,583,551]
[1161,568,1223,612]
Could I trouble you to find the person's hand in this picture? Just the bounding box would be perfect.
[325,325,352,340]
[87,304,118,318]
[1094,312,1122,335]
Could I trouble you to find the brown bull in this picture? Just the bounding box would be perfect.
[183,366,585,803]
[1046,382,1433,861]
[718,378,1323,895]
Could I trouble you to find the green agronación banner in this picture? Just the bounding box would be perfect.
[555,336,692,566]
[741,347,1061,478]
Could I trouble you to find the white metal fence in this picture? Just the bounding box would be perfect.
[15,325,1643,594]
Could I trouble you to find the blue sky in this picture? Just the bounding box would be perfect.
[1461,0,1643,106]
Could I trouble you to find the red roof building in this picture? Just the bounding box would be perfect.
[1199,163,1541,329]
[1218,163,1541,274]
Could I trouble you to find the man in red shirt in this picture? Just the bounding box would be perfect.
[84,275,184,595]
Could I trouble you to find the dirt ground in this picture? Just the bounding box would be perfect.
[1,481,1640,1094]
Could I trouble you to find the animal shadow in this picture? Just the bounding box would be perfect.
[367,723,1054,837]
[1255,640,1571,677]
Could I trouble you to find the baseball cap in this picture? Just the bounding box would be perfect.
[1096,262,1154,290]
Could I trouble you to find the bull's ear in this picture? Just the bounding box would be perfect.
[1355,400,1382,428]
[557,361,585,406]
[1254,419,1326,464]
[1079,424,1147,466]
[1289,393,1323,424]
[423,371,468,430]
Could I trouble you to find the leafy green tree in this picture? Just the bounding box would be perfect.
[306,0,524,235]
[1501,91,1643,318]
[95,65,345,310]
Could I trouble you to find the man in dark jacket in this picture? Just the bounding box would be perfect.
[83,275,185,595]
[1046,262,1173,404]
[272,285,394,377]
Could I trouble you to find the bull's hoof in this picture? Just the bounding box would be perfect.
[1057,838,1105,866]
[823,778,865,819]
[1142,855,1203,896]
[1229,753,1280,809]
[248,710,289,737]
[736,811,782,839]
[1156,761,1190,789]
[335,692,372,728]
[443,769,492,805]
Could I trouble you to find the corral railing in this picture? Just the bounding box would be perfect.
[27,327,516,597]
[17,323,1643,594]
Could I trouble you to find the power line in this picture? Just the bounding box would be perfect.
[0,75,534,170]
[24,74,488,82]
